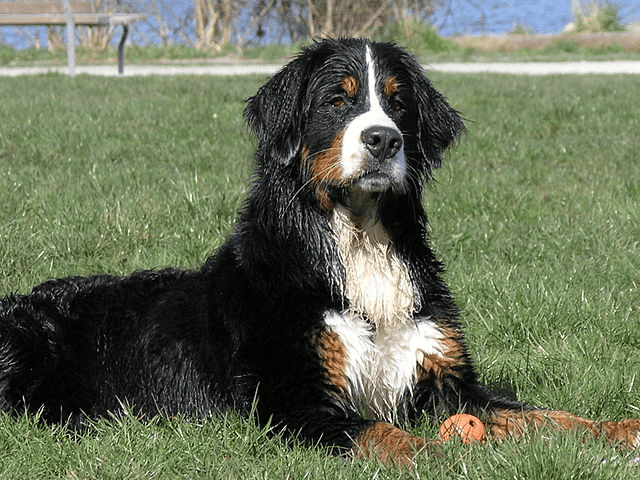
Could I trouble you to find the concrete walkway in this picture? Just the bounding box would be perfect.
[0,64,281,77]
[430,61,640,75]
[1,61,640,76]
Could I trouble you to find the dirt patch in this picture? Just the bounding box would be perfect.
[451,31,640,53]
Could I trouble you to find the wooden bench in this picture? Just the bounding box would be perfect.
[0,1,147,75]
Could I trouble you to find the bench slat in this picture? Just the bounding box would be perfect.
[0,14,110,26]
[0,12,147,26]
[0,1,95,15]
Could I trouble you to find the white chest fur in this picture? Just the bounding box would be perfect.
[324,310,445,421]
[328,205,445,420]
[330,204,415,329]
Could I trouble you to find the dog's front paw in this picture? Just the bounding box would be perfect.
[599,419,640,449]
[354,422,431,467]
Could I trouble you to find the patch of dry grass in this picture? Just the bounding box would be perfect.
[451,31,640,53]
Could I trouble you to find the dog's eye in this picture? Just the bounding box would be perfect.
[391,98,406,113]
[329,95,349,108]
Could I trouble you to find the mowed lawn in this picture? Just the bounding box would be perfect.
[0,71,638,479]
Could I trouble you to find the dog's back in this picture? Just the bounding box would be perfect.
[0,268,242,425]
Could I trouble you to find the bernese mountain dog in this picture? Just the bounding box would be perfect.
[0,37,638,465]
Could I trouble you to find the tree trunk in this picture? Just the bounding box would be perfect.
[323,0,333,35]
[219,0,233,45]
[194,0,221,50]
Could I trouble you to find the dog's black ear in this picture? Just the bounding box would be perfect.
[244,53,315,166]
[408,63,466,174]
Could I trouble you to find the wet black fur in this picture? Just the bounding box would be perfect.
[0,38,524,452]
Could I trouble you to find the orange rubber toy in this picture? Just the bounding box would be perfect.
[439,414,488,445]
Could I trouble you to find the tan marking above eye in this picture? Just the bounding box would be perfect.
[341,76,359,98]
[384,76,399,96]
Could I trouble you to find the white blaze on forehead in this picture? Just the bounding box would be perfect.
[339,46,405,181]
[366,46,385,114]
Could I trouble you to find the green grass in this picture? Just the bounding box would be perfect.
[0,75,254,292]
[0,43,300,67]
[1,73,639,478]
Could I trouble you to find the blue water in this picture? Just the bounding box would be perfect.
[433,0,640,36]
[2,0,640,49]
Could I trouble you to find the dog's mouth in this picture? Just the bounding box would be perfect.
[353,170,395,192]
[350,160,407,194]
[319,158,406,210]
[326,170,393,214]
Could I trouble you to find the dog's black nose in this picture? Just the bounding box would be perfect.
[361,126,403,160]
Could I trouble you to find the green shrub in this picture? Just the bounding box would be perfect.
[548,38,582,53]
[0,45,16,65]
[573,1,626,32]
[509,24,534,35]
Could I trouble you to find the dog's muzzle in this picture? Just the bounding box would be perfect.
[352,126,405,193]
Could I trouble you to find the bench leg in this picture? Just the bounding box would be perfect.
[66,28,76,76]
[62,0,76,76]
[118,24,130,76]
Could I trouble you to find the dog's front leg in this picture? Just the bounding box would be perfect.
[416,362,640,449]
[409,320,640,450]
[260,402,431,467]
[486,408,640,448]
[352,421,428,466]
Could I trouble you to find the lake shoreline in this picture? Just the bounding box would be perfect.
[451,31,640,53]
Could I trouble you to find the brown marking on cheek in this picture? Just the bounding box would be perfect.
[315,189,334,214]
[300,144,310,161]
[384,76,399,96]
[354,422,427,467]
[417,325,467,389]
[301,142,336,213]
[311,132,343,184]
[314,329,347,392]
[308,132,343,213]
[341,76,359,98]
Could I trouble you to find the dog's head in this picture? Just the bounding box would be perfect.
[244,38,465,211]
